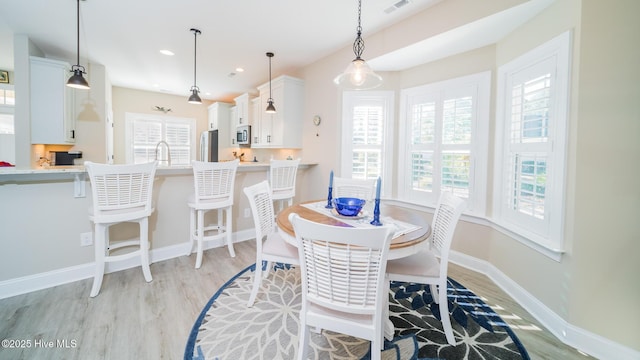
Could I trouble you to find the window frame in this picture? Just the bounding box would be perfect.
[493,31,572,257]
[340,91,394,197]
[397,71,490,216]
[124,112,196,166]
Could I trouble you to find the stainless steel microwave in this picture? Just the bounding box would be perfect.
[236,125,251,145]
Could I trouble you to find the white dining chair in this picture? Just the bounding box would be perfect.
[85,160,158,298]
[289,212,394,360]
[244,180,299,307]
[332,176,377,201]
[386,192,466,345]
[269,158,300,213]
[187,159,239,268]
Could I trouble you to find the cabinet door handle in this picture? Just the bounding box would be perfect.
[267,135,271,143]
[71,130,75,139]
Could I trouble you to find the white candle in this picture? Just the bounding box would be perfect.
[375,176,381,200]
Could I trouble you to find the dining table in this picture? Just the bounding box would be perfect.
[276,200,431,260]
[276,199,432,341]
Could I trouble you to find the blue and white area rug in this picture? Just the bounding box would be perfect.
[185,263,529,360]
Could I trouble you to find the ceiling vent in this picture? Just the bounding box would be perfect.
[384,0,410,14]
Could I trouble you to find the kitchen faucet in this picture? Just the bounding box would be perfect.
[155,140,171,166]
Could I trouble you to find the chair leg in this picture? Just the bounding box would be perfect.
[247,260,263,307]
[187,207,195,256]
[139,218,152,283]
[297,319,310,360]
[226,206,235,257]
[438,282,455,345]
[90,224,106,298]
[431,284,439,303]
[195,210,204,269]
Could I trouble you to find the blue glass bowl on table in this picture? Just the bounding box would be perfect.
[332,197,366,217]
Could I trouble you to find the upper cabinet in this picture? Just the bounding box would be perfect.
[253,75,304,149]
[30,56,76,144]
[232,93,253,128]
[207,102,231,148]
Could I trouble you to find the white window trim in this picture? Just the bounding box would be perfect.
[493,30,572,259]
[397,71,490,217]
[124,112,197,165]
[340,91,394,197]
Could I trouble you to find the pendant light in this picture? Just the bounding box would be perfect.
[188,28,202,104]
[265,52,276,113]
[66,0,90,90]
[334,0,382,90]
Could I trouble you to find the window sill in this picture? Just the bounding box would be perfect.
[383,198,565,262]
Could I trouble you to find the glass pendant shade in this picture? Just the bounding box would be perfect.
[334,0,382,90]
[334,57,382,90]
[67,67,90,89]
[188,87,202,104]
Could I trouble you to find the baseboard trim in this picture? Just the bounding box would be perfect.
[449,250,639,360]
[0,229,256,300]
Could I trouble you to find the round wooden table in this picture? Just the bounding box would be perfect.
[276,200,431,260]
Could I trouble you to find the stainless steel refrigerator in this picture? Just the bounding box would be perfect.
[200,130,219,162]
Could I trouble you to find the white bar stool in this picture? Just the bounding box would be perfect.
[85,161,158,298]
[188,159,239,268]
[268,158,300,213]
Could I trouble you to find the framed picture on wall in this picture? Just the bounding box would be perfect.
[0,71,8,84]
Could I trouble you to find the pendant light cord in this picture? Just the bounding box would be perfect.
[191,29,200,90]
[353,0,365,60]
[76,0,80,66]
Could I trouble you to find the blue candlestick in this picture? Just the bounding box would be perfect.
[325,186,333,208]
[370,198,382,226]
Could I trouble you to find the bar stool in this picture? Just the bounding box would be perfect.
[85,161,158,298]
[188,159,239,268]
[268,158,300,213]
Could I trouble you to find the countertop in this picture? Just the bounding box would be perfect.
[0,161,317,182]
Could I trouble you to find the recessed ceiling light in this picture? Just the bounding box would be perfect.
[160,49,174,56]
[235,67,245,73]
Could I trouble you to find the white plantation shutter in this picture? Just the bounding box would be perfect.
[341,92,393,195]
[399,72,490,214]
[165,120,191,165]
[352,105,383,180]
[494,31,571,255]
[125,113,196,165]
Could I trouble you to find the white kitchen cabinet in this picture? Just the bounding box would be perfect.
[229,105,237,146]
[251,97,260,144]
[232,93,253,127]
[253,75,304,149]
[30,56,76,144]
[207,102,231,148]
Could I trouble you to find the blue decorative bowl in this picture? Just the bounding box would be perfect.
[333,197,366,217]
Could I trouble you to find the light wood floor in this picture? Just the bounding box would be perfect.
[0,241,593,360]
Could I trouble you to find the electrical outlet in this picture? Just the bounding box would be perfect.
[80,232,93,247]
[244,208,251,218]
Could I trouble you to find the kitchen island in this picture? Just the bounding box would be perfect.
[0,161,317,299]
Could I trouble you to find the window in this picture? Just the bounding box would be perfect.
[341,91,394,196]
[125,112,196,165]
[398,72,490,215]
[493,31,571,254]
[0,84,15,134]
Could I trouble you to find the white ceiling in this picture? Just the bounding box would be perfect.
[0,0,552,102]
